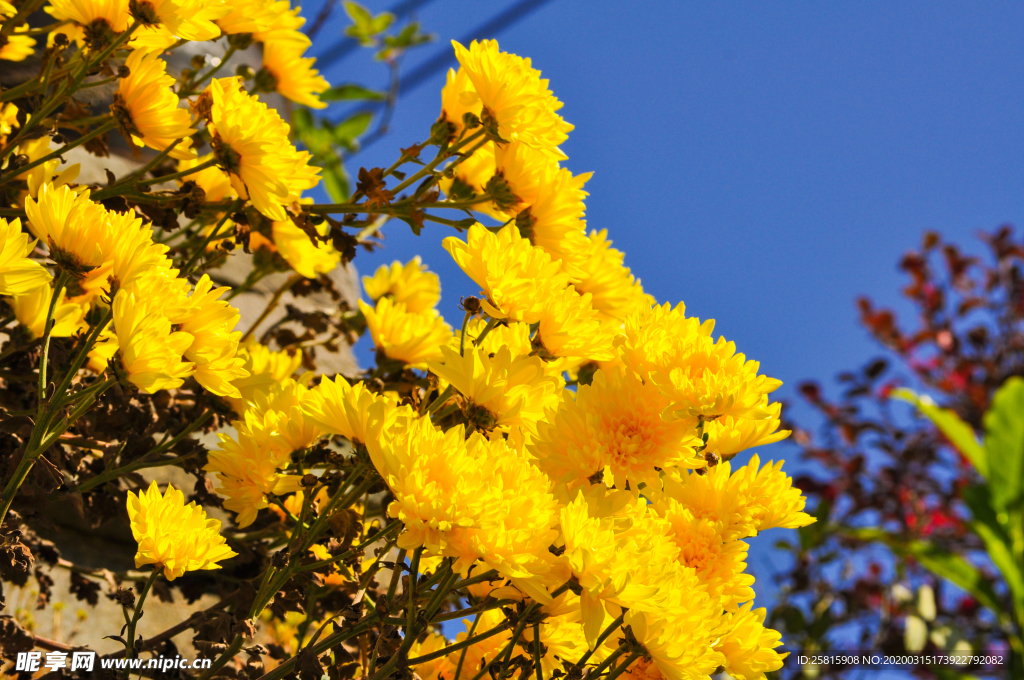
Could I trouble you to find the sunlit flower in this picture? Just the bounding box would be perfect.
[0,103,18,144]
[303,374,413,455]
[46,0,131,40]
[427,345,563,434]
[127,480,237,580]
[112,277,195,393]
[574,229,653,323]
[445,39,572,157]
[359,297,451,368]
[272,218,340,278]
[128,0,226,42]
[618,302,783,422]
[174,274,248,398]
[217,0,281,35]
[25,184,110,272]
[14,137,81,201]
[0,217,50,295]
[363,256,440,314]
[224,337,301,414]
[0,27,35,62]
[532,367,702,494]
[703,399,789,461]
[114,49,196,160]
[715,602,786,680]
[260,38,330,109]
[534,284,616,361]
[12,282,87,338]
[206,77,320,221]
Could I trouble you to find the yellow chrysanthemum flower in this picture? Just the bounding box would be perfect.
[0,217,50,295]
[111,278,195,393]
[114,49,196,160]
[445,39,572,157]
[716,602,786,680]
[272,218,340,278]
[0,103,18,144]
[427,345,563,434]
[532,367,702,495]
[438,141,496,206]
[46,0,131,38]
[127,481,237,580]
[174,274,248,398]
[363,256,440,314]
[205,407,303,527]
[451,318,532,359]
[14,137,81,202]
[444,222,568,323]
[703,399,790,461]
[206,77,320,221]
[224,337,301,414]
[359,297,451,368]
[216,0,281,35]
[25,184,110,272]
[12,282,87,338]
[377,416,559,578]
[488,140,592,276]
[534,284,617,361]
[0,28,35,62]
[251,0,307,44]
[302,374,413,456]
[85,207,171,295]
[87,325,119,374]
[654,498,754,608]
[622,606,727,680]
[657,455,815,543]
[260,38,330,109]
[574,230,653,323]
[247,377,322,453]
[128,0,226,42]
[619,302,783,422]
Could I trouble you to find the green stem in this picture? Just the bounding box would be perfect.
[473,316,500,348]
[36,270,71,415]
[452,612,483,680]
[256,618,377,680]
[426,384,454,415]
[123,569,159,662]
[602,652,642,680]
[532,622,543,680]
[179,198,243,275]
[49,306,112,412]
[409,619,510,666]
[576,612,625,666]
[459,310,471,356]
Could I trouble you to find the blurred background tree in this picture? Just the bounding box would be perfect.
[771,226,1024,679]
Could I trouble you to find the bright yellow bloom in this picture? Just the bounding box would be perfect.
[489,140,592,276]
[534,284,616,361]
[92,208,171,293]
[0,217,50,295]
[25,184,110,271]
[654,499,754,608]
[12,282,87,338]
[619,302,783,422]
[14,137,81,201]
[217,0,281,35]
[451,318,532,359]
[114,49,196,160]
[224,337,301,414]
[446,40,572,157]
[206,77,320,221]
[0,103,18,144]
[359,297,451,368]
[657,455,814,542]
[703,400,789,461]
[272,218,340,278]
[622,606,726,680]
[251,0,307,44]
[247,377,322,453]
[127,480,236,580]
[205,407,303,527]
[0,28,35,62]
[438,141,496,207]
[261,38,330,109]
[363,256,440,314]
[574,230,653,323]
[46,0,131,36]
[87,325,119,373]
[407,630,454,680]
[128,0,226,42]
[716,602,786,680]
[532,367,702,495]
[377,416,560,578]
[444,223,568,323]
[174,274,248,398]
[427,345,563,433]
[303,374,413,454]
[112,277,195,393]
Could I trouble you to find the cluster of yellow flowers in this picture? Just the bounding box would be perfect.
[0,5,811,678]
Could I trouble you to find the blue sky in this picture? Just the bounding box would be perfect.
[300,0,1024,617]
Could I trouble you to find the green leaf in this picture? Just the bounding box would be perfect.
[962,484,1024,611]
[331,112,373,151]
[892,387,987,478]
[344,1,394,44]
[983,377,1024,515]
[319,84,387,102]
[377,22,434,60]
[844,528,1003,615]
